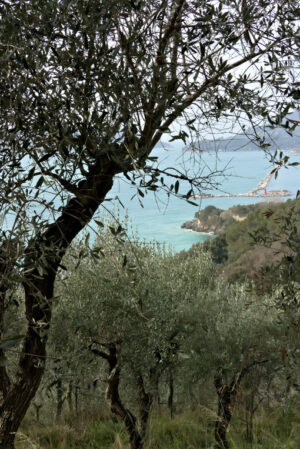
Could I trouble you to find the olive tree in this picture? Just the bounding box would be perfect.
[0,0,299,445]
[50,228,212,449]
[182,282,283,449]
[252,201,300,404]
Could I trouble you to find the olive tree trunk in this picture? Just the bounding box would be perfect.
[0,161,118,448]
[90,343,153,449]
[214,361,268,449]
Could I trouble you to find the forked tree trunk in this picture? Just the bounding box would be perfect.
[0,161,117,448]
[214,361,268,449]
[104,345,143,449]
[214,368,248,449]
[214,382,232,449]
[91,343,152,449]
[33,403,42,423]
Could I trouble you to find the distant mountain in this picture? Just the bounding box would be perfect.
[192,110,300,152]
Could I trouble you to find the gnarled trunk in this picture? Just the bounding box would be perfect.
[91,343,153,449]
[104,345,143,449]
[0,277,54,448]
[0,161,117,447]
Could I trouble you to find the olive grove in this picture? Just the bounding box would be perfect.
[0,0,299,446]
[34,229,292,449]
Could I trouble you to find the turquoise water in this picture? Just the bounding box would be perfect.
[104,146,300,252]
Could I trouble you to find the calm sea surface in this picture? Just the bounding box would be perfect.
[104,146,300,252]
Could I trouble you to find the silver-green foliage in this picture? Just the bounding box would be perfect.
[52,228,213,388]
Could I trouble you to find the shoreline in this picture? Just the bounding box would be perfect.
[181,227,214,236]
[194,170,292,199]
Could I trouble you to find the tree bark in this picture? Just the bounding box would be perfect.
[0,279,53,448]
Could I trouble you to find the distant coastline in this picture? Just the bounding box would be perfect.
[194,169,291,199]
[181,200,287,235]
[183,168,293,235]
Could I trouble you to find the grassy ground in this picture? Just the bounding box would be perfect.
[16,406,300,449]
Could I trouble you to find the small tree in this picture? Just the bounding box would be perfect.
[182,281,282,449]
[253,201,300,395]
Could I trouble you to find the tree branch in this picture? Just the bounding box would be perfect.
[150,36,285,149]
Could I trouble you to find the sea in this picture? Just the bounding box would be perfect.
[103,144,300,253]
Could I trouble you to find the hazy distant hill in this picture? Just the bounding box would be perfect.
[193,110,300,152]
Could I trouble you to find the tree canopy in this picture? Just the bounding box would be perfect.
[1,0,299,239]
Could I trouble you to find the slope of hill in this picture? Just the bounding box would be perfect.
[180,199,300,282]
[181,202,281,234]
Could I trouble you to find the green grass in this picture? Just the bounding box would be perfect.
[17,409,127,449]
[17,406,300,449]
[148,411,214,449]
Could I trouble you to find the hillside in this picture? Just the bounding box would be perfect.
[181,202,275,234]
[181,199,300,282]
